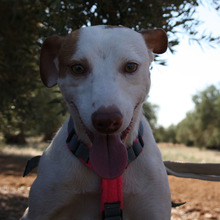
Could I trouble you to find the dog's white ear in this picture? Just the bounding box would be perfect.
[40,35,63,88]
[140,29,168,54]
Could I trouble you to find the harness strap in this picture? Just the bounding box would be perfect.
[101,178,123,220]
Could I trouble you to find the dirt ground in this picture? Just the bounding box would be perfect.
[0,153,220,220]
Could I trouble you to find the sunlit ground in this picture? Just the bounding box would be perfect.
[158,143,220,163]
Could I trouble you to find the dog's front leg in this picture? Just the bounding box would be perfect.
[20,176,65,220]
[21,175,100,220]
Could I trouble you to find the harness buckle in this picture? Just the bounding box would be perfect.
[103,202,122,220]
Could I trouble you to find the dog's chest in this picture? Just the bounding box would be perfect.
[51,193,100,219]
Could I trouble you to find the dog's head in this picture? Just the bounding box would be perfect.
[40,25,167,179]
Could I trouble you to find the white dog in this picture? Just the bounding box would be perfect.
[21,25,171,220]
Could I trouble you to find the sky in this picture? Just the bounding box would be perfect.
[148,3,220,128]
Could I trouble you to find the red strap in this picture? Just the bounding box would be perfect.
[101,176,123,213]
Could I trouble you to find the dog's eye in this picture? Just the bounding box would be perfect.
[124,63,138,73]
[71,64,86,75]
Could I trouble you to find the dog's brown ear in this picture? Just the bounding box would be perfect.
[40,35,63,88]
[140,29,168,54]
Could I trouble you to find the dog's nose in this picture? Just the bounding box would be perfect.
[92,106,123,134]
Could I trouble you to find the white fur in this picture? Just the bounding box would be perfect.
[21,26,171,220]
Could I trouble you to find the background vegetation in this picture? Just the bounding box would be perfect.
[146,85,220,150]
[0,0,219,149]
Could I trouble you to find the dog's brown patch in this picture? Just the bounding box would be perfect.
[58,30,81,78]
[40,29,81,86]
[40,35,64,87]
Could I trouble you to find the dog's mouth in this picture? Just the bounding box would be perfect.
[70,101,135,179]
[77,116,133,180]
[78,116,133,179]
[89,119,133,179]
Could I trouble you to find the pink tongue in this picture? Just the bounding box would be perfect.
[90,134,128,179]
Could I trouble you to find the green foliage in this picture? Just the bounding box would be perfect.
[176,85,220,148]
[152,85,220,148]
[0,0,219,143]
[176,112,197,146]
[143,103,177,144]
[155,124,177,144]
[30,88,68,141]
[0,1,67,143]
[0,1,40,143]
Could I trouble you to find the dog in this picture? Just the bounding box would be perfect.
[21,25,171,220]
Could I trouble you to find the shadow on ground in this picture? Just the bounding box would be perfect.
[0,193,28,220]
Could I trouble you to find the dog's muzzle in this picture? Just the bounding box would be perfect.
[90,106,128,179]
[92,108,123,134]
